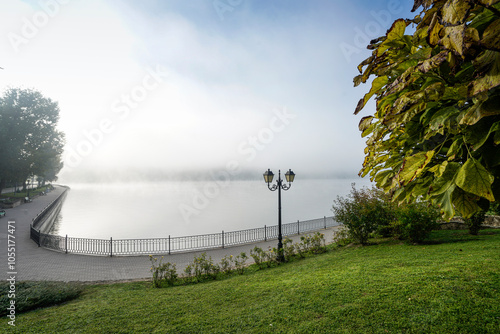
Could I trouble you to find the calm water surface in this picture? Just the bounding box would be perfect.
[51,178,371,239]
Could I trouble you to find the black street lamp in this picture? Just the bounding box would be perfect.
[263,169,295,262]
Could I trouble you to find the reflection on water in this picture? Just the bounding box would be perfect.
[52,179,371,239]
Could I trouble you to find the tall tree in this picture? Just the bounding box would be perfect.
[354,0,500,219]
[0,88,65,193]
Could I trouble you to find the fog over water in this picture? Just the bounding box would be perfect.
[50,178,371,239]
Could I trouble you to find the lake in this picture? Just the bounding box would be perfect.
[49,178,371,239]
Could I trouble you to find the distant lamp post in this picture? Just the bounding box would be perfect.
[26,179,30,198]
[263,169,295,262]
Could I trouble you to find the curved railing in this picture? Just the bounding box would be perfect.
[30,216,339,256]
[30,186,69,246]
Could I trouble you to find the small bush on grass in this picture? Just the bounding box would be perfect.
[250,247,267,269]
[332,184,394,245]
[151,233,328,288]
[0,281,83,315]
[234,252,248,274]
[219,255,234,274]
[150,255,178,287]
[332,228,354,247]
[396,202,440,243]
[465,211,485,235]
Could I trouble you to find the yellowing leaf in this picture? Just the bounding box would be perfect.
[452,187,481,218]
[459,95,500,125]
[358,116,374,132]
[354,76,388,115]
[417,51,448,73]
[397,151,435,186]
[441,25,466,56]
[478,0,500,6]
[482,19,500,50]
[470,51,500,96]
[428,14,443,46]
[455,158,495,201]
[377,19,407,57]
[442,0,471,25]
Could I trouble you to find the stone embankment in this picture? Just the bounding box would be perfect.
[440,215,500,230]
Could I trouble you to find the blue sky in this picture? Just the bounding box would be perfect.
[1,0,415,181]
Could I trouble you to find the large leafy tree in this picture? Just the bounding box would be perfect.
[355,0,500,220]
[0,88,65,193]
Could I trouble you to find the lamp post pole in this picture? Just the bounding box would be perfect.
[263,169,295,262]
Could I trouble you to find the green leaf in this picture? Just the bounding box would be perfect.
[455,158,495,201]
[447,137,463,159]
[493,121,500,144]
[458,94,500,125]
[429,106,458,131]
[464,120,494,151]
[433,183,456,220]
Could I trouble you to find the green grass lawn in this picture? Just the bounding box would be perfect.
[0,185,51,199]
[6,229,500,333]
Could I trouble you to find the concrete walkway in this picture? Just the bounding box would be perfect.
[0,186,341,282]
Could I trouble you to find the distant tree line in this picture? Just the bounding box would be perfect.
[0,88,65,194]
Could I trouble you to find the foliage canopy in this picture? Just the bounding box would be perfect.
[0,88,64,192]
[355,0,500,219]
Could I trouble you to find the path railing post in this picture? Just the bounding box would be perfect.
[168,235,171,255]
[110,237,113,257]
[65,235,68,254]
[222,230,225,249]
[264,225,267,241]
[324,216,327,229]
[297,220,300,235]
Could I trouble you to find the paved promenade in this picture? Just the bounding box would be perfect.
[0,186,341,282]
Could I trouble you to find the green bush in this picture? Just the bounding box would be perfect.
[150,256,178,287]
[0,281,83,315]
[332,184,395,245]
[332,228,353,247]
[465,211,485,235]
[396,202,440,243]
[234,252,248,274]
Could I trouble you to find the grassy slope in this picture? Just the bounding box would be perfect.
[6,230,500,334]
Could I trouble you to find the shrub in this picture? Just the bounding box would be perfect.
[465,211,485,235]
[192,253,218,280]
[310,232,327,254]
[250,247,267,269]
[332,228,353,247]
[219,255,234,274]
[396,202,440,243]
[282,237,295,261]
[150,255,178,287]
[264,247,279,266]
[234,252,248,274]
[332,184,394,245]
[0,281,83,315]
